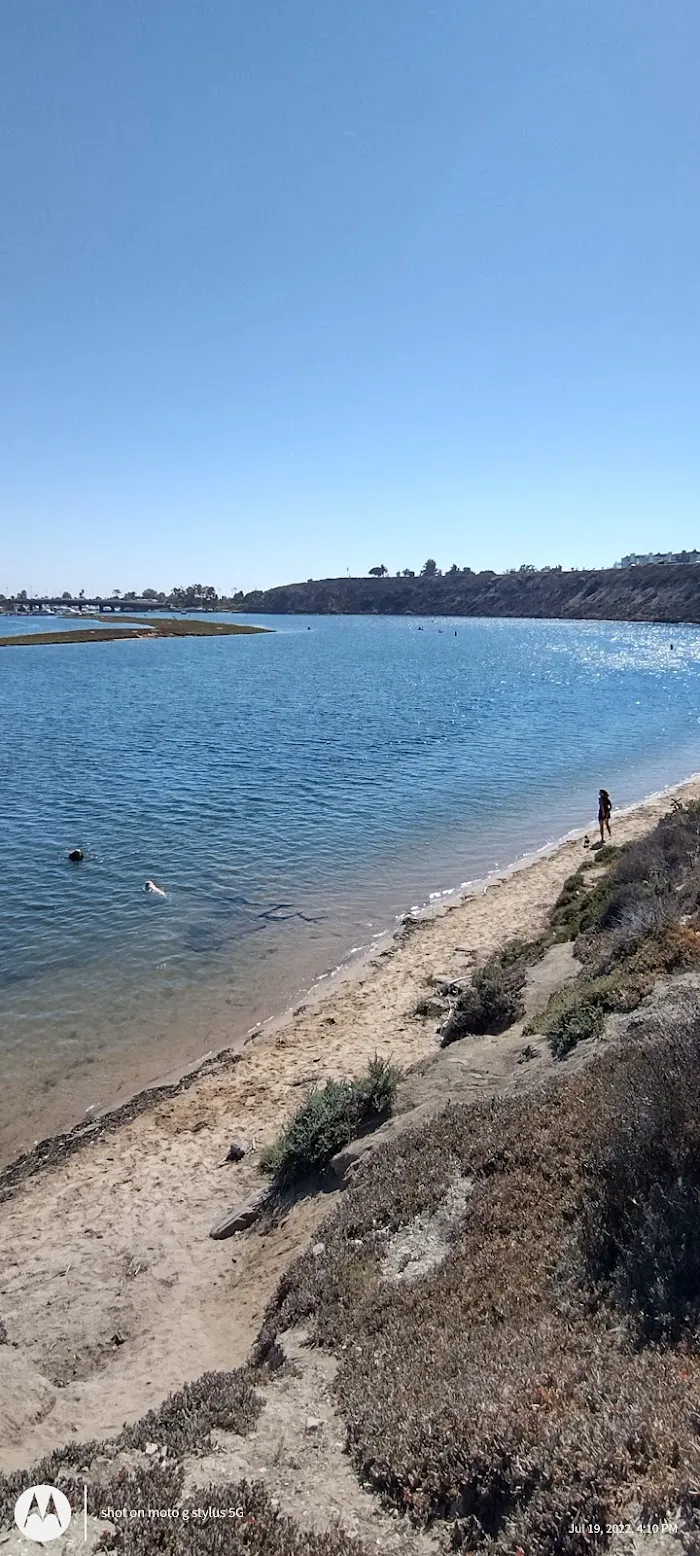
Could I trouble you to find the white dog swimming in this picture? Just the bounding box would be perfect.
[144,879,166,897]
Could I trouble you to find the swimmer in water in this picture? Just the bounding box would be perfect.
[144,879,166,897]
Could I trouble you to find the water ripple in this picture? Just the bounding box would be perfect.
[2,613,700,1146]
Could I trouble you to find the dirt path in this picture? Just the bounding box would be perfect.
[184,1328,441,1552]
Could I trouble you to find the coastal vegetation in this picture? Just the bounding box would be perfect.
[6,803,700,1552]
[439,802,700,1057]
[0,582,220,610]
[259,1054,400,1189]
[5,559,700,623]
[249,810,700,1549]
[255,996,700,1552]
[529,798,700,1053]
[582,1021,700,1347]
[232,560,700,622]
[438,935,545,1044]
[0,1365,367,1555]
[0,617,267,647]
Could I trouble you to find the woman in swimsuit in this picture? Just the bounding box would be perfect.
[598,788,612,843]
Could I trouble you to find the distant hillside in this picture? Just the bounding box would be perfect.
[238,564,700,623]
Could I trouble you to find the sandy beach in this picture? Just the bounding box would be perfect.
[2,773,700,1475]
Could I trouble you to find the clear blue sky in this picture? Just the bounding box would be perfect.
[1,1,698,595]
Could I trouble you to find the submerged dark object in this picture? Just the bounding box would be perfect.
[67,848,84,862]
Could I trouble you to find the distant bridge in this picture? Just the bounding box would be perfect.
[10,598,179,613]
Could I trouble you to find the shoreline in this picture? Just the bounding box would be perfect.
[3,765,699,1196]
[2,769,700,1469]
[0,617,267,647]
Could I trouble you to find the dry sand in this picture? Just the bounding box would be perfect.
[2,776,699,1475]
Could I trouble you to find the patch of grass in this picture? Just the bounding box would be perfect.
[259,1055,400,1188]
[439,937,544,1046]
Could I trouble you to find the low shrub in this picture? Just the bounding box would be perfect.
[580,895,678,974]
[257,1012,700,1553]
[441,958,522,1045]
[595,881,652,931]
[542,804,700,1051]
[120,1368,260,1455]
[616,802,700,891]
[587,842,619,867]
[546,998,606,1057]
[497,934,543,969]
[96,1476,371,1555]
[550,869,620,942]
[613,835,670,889]
[4,1463,371,1556]
[528,970,653,1058]
[473,963,522,1029]
[259,1055,400,1188]
[438,986,486,1045]
[582,1019,700,1343]
[439,940,542,1046]
[550,802,700,947]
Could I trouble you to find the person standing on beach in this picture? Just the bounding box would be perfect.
[598,788,612,842]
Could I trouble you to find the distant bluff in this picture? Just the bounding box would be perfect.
[237,563,700,623]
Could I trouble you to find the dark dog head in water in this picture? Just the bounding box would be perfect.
[68,848,84,862]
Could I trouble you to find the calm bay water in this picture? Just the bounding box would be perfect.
[1,612,700,1160]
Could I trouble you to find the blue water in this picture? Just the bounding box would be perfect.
[1,612,699,1159]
